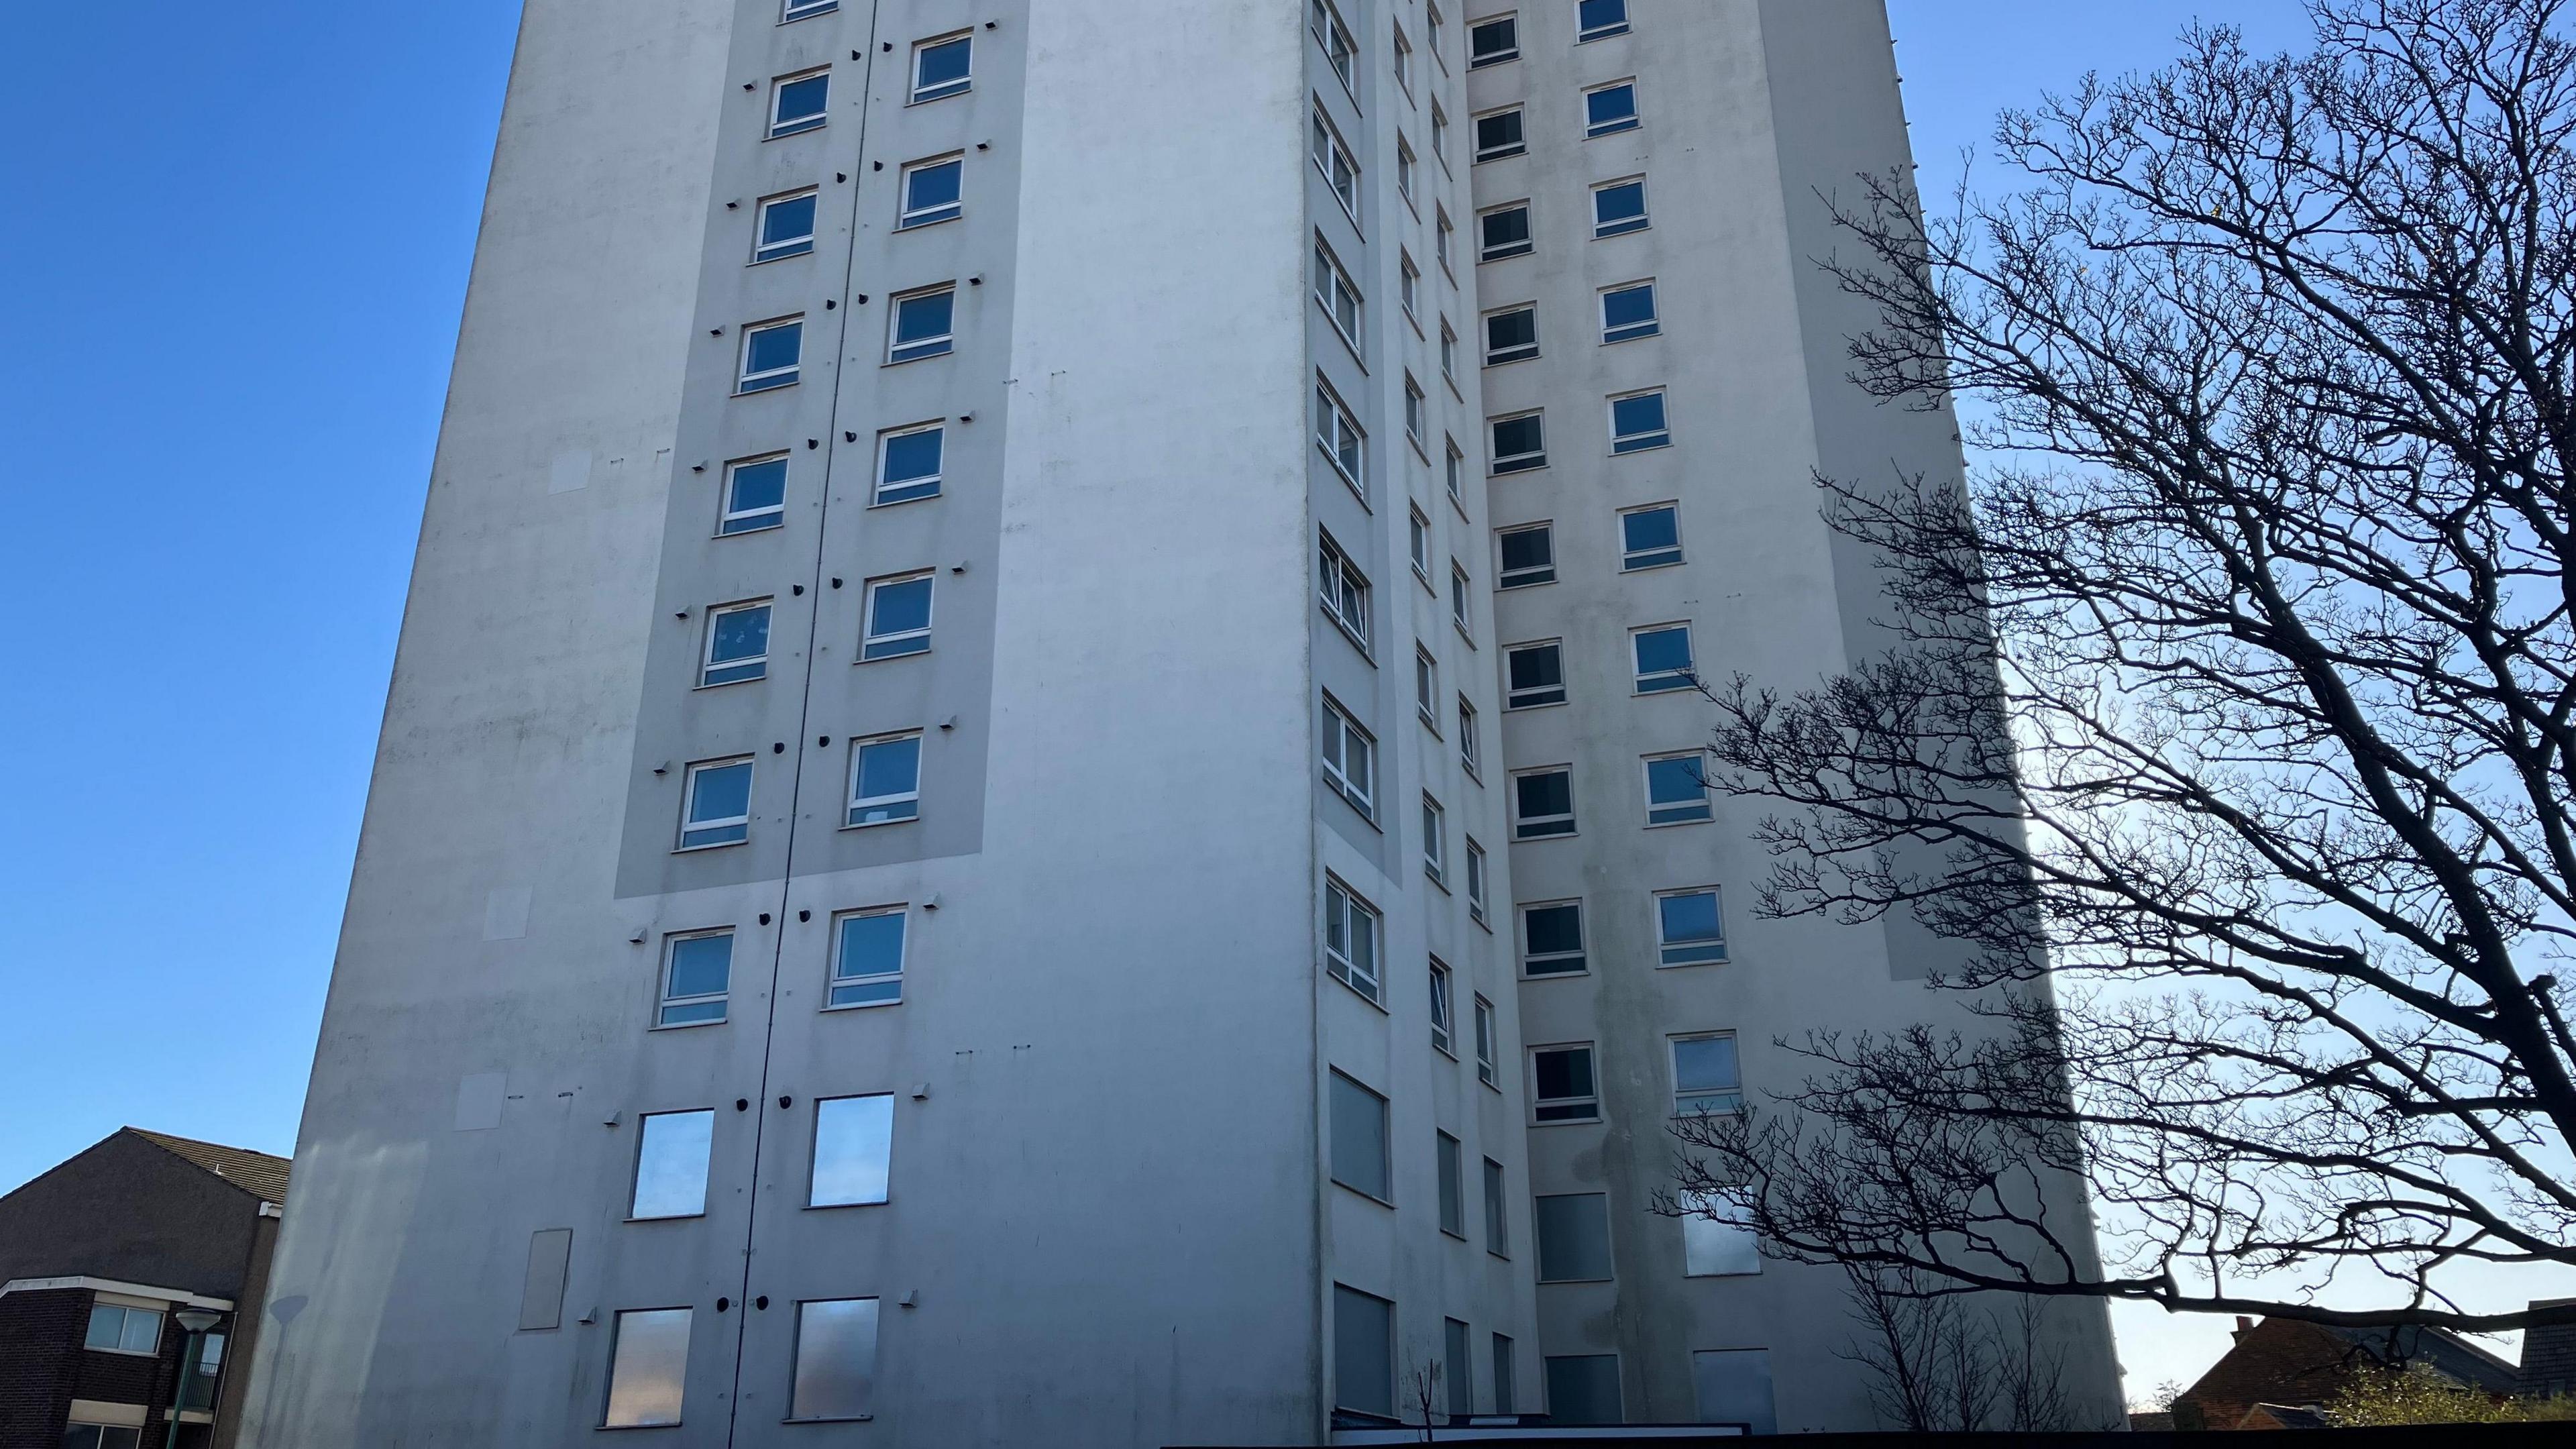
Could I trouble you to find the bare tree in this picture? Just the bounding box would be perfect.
[1407,1358,1446,1443]
[1836,1265,2090,1431]
[1672,0,2576,1338]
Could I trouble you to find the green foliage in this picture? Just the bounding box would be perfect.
[2325,1369,2576,1426]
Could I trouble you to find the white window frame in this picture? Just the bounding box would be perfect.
[1520,900,1587,977]
[1673,1033,1745,1117]
[1593,176,1650,237]
[1484,303,1540,365]
[1445,436,1467,504]
[1415,648,1440,729]
[1314,236,1364,349]
[1397,133,1418,206]
[1405,375,1428,449]
[1436,205,1456,272]
[1399,251,1421,325]
[1450,562,1474,641]
[860,572,936,661]
[1431,101,1450,170]
[1310,0,1357,90]
[1313,376,1366,497]
[1578,0,1632,42]
[1326,877,1383,1003]
[752,189,818,263]
[1644,751,1714,826]
[908,32,974,104]
[1489,411,1546,474]
[1632,622,1697,694]
[896,154,965,229]
[1440,319,1459,382]
[1311,108,1361,223]
[1474,996,1499,1088]
[1479,201,1534,262]
[1474,105,1527,162]
[847,732,924,827]
[1422,794,1448,885]
[1468,11,1520,68]
[1681,1191,1762,1278]
[1656,887,1729,967]
[769,68,830,138]
[1409,506,1434,587]
[1497,521,1555,588]
[1321,693,1377,815]
[886,284,957,364]
[782,0,837,19]
[699,598,773,688]
[1393,19,1415,93]
[1430,958,1456,1057]
[826,907,908,1009]
[737,316,804,394]
[1318,529,1372,650]
[1601,279,1660,343]
[1532,1043,1602,1124]
[1584,79,1641,138]
[1458,697,1481,779]
[1611,388,1673,453]
[719,453,790,535]
[873,421,945,506]
[1505,640,1567,710]
[1620,501,1684,570]
[1513,764,1577,839]
[84,1303,163,1356]
[679,757,753,850]
[1466,838,1490,924]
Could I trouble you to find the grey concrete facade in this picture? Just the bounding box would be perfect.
[242,0,2119,1444]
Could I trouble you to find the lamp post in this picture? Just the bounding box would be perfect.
[164,1309,222,1449]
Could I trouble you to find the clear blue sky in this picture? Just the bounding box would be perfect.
[0,0,2337,1402]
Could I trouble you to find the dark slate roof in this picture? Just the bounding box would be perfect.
[2328,1322,2521,1395]
[125,1129,292,1205]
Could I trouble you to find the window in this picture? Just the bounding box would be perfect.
[1415,649,1440,727]
[1674,1034,1744,1116]
[1497,522,1554,588]
[1318,532,1371,647]
[1479,201,1532,261]
[1458,698,1482,777]
[1431,103,1450,166]
[84,1303,162,1354]
[1657,888,1729,967]
[680,757,753,849]
[1469,13,1519,66]
[1446,1320,1474,1416]
[657,931,733,1027]
[700,600,771,687]
[1621,502,1682,569]
[1594,178,1650,237]
[1397,136,1417,204]
[1326,878,1382,1002]
[783,0,837,18]
[1450,564,1473,639]
[809,1094,894,1207]
[1521,902,1585,976]
[1489,412,1546,474]
[1579,0,1632,41]
[790,1299,879,1422]
[1311,109,1360,220]
[1632,623,1696,693]
[1321,695,1376,814]
[875,423,945,505]
[1394,22,1415,90]
[1474,998,1499,1088]
[1409,507,1434,584]
[1433,1133,1467,1238]
[753,190,817,262]
[1445,437,1467,502]
[630,1109,714,1218]
[847,734,922,826]
[1437,207,1456,270]
[1693,1350,1778,1435]
[898,154,964,229]
[1311,0,1356,88]
[1428,3,1447,66]
[1405,376,1428,447]
[737,317,803,393]
[861,573,934,660]
[1422,794,1448,883]
[1484,304,1538,366]
[1585,80,1640,136]
[1546,1355,1623,1426]
[720,454,788,534]
[828,907,906,1008]
[1493,1334,1519,1413]
[769,69,829,138]
[1314,378,1365,493]
[1440,319,1458,381]
[604,1309,692,1428]
[63,1426,143,1449]
[1645,753,1712,825]
[1682,1191,1762,1277]
[910,32,973,103]
[1466,839,1490,922]
[1330,1069,1392,1201]
[888,285,955,362]
[1482,1155,1509,1253]
[1430,962,1456,1057]
[1611,389,1672,452]
[1505,641,1566,710]
[1333,1285,1397,1417]
[1602,280,1660,342]
[1314,237,1363,346]
[1536,1193,1615,1282]
[1400,252,1421,322]
[1532,1044,1599,1122]
[1474,106,1526,161]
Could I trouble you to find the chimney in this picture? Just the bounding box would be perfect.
[2235,1316,2255,1340]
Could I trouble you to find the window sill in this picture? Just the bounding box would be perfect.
[1333,1180,1397,1210]
[647,1018,729,1032]
[747,249,815,268]
[691,676,763,692]
[1645,818,1715,830]
[1503,700,1567,714]
[784,1415,876,1424]
[1532,1116,1604,1129]
[839,816,922,833]
[623,1213,709,1224]
[857,645,935,665]
[820,996,903,1012]
[85,1346,160,1359]
[672,839,749,855]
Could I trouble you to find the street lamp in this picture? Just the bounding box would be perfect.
[165,1309,223,1449]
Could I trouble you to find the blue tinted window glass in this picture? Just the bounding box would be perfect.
[1534,1049,1593,1103]
[1635,627,1693,678]
[1613,393,1666,437]
[1587,87,1637,130]
[896,292,953,344]
[1596,182,1647,230]
[762,194,816,247]
[1603,284,1657,334]
[777,74,829,121]
[729,460,787,515]
[1580,0,1629,32]
[836,912,906,983]
[1648,757,1705,804]
[916,37,972,93]
[857,737,921,800]
[871,579,933,636]
[667,934,734,999]
[906,160,962,212]
[1662,892,1723,945]
[711,606,770,664]
[882,429,941,483]
[747,323,803,374]
[692,762,753,822]
[1525,905,1582,957]
[1624,507,1678,555]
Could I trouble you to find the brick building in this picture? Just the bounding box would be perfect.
[0,1130,288,1449]
[2171,1315,2522,1431]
